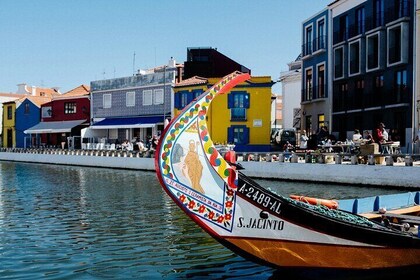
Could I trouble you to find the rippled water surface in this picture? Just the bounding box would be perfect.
[0,162,411,279]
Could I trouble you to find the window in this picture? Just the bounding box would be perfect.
[349,40,360,75]
[228,91,249,121]
[388,25,401,64]
[227,125,249,145]
[64,102,76,114]
[24,103,30,114]
[395,0,409,18]
[7,106,12,120]
[355,79,364,108]
[154,89,164,105]
[305,25,313,56]
[334,47,344,79]
[305,68,313,101]
[356,7,365,35]
[318,114,325,129]
[367,33,380,70]
[317,19,325,50]
[374,0,384,27]
[339,15,348,41]
[142,90,152,106]
[395,70,407,103]
[103,94,112,109]
[180,92,189,108]
[42,106,52,118]
[126,91,135,107]
[317,64,325,98]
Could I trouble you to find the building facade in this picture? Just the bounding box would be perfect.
[279,58,302,130]
[2,101,17,148]
[330,0,415,152]
[301,8,330,136]
[16,96,51,148]
[89,60,177,144]
[174,76,274,152]
[24,85,90,149]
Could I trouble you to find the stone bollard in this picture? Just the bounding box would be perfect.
[351,155,358,165]
[266,153,272,162]
[305,154,312,163]
[334,154,342,164]
[385,156,394,166]
[317,154,325,164]
[405,156,413,166]
[290,154,298,163]
[368,155,375,165]
[278,153,284,163]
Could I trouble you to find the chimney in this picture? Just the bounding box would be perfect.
[168,57,176,68]
[16,83,29,94]
[32,86,37,96]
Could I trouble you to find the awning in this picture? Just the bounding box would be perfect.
[90,116,163,129]
[24,120,87,134]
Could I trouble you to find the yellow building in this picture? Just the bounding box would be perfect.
[174,76,274,152]
[2,100,17,148]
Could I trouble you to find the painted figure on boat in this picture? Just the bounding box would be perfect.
[183,140,204,193]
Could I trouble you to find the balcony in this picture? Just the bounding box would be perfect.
[302,36,327,57]
[230,108,247,121]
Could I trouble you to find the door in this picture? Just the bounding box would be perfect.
[7,129,13,148]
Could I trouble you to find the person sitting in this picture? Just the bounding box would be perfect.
[137,140,147,152]
[121,139,133,151]
[352,129,362,143]
[363,130,374,144]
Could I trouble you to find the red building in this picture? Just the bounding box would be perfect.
[25,85,90,149]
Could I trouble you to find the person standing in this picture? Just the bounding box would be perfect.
[299,130,309,149]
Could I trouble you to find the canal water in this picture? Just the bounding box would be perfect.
[0,161,411,279]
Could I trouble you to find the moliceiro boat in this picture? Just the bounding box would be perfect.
[155,72,420,271]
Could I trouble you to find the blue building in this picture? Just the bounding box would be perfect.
[88,59,179,144]
[301,8,330,136]
[329,0,414,152]
[15,96,51,148]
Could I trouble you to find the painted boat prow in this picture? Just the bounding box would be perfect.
[155,72,420,271]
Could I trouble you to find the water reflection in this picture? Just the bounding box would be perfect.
[0,162,414,279]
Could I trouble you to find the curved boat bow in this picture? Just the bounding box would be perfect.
[155,72,420,271]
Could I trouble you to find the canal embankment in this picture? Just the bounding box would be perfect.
[0,148,419,189]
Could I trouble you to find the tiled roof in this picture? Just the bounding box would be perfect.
[55,84,90,99]
[18,96,52,107]
[175,76,208,87]
[35,87,61,98]
[0,92,26,99]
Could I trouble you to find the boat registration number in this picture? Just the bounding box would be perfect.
[237,180,282,214]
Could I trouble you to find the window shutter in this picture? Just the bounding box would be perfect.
[243,127,250,144]
[187,92,194,104]
[227,93,234,109]
[244,93,250,108]
[174,93,180,109]
[227,127,233,143]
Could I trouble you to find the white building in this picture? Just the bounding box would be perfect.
[278,57,302,129]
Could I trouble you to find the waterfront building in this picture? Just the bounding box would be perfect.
[2,100,17,148]
[175,47,273,152]
[329,0,415,152]
[301,8,330,136]
[0,93,25,146]
[24,85,90,149]
[174,75,274,152]
[88,59,178,144]
[271,94,283,130]
[279,56,302,131]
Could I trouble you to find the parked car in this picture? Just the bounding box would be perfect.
[271,129,296,150]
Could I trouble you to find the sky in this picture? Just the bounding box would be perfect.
[0,0,331,95]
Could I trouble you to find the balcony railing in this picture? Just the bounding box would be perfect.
[302,36,326,56]
[230,108,247,121]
